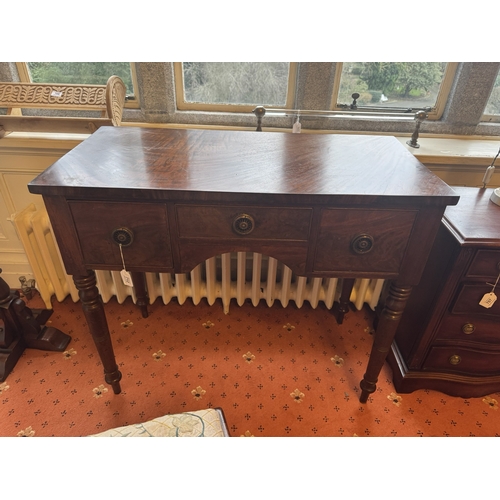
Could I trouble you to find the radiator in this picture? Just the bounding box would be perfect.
[13,204,384,313]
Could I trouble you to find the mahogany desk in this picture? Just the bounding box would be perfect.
[28,127,459,403]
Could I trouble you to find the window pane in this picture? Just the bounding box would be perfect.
[338,62,448,109]
[182,62,290,106]
[26,62,134,95]
[484,70,500,115]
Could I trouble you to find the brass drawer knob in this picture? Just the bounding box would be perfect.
[351,234,374,254]
[449,354,462,365]
[112,227,134,246]
[233,214,255,235]
[462,323,475,335]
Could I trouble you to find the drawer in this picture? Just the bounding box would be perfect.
[176,205,312,240]
[450,283,500,317]
[466,249,500,279]
[69,201,173,271]
[437,314,500,344]
[313,208,416,273]
[423,345,500,376]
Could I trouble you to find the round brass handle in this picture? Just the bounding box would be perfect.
[233,214,255,235]
[351,234,374,254]
[112,227,134,246]
[462,323,475,335]
[449,354,462,365]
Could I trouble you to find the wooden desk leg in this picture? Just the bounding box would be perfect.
[73,271,122,394]
[131,272,149,318]
[335,278,355,325]
[359,282,412,403]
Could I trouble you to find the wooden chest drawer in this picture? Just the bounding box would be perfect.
[69,201,173,271]
[313,208,416,273]
[437,314,500,344]
[176,205,312,240]
[423,345,500,376]
[450,283,500,317]
[466,250,500,279]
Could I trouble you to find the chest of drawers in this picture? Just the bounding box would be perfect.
[388,187,500,397]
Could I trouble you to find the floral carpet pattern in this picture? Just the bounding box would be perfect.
[1,292,499,437]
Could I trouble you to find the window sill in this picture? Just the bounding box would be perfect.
[396,136,500,167]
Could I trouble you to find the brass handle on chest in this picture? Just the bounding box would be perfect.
[111,227,134,246]
[448,354,462,365]
[462,323,475,335]
[351,234,374,254]
[232,214,255,235]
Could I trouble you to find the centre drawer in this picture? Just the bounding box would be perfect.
[176,205,312,240]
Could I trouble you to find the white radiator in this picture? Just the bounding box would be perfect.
[13,204,384,313]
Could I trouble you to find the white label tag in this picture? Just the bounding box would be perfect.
[51,90,63,97]
[479,292,497,309]
[120,269,134,287]
[292,121,301,133]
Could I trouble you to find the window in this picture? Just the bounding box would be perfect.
[174,62,297,112]
[16,62,138,107]
[482,69,500,122]
[332,62,457,119]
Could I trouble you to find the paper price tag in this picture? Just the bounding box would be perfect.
[120,269,134,287]
[479,292,497,309]
[51,91,63,97]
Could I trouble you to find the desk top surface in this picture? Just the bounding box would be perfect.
[443,186,500,245]
[29,127,458,205]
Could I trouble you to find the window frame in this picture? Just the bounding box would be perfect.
[330,62,458,120]
[481,67,500,123]
[173,62,298,112]
[15,62,140,109]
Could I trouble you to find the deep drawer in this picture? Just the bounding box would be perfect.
[423,345,500,376]
[313,208,416,273]
[450,283,500,317]
[69,201,173,271]
[438,314,500,344]
[176,205,312,240]
[466,249,500,279]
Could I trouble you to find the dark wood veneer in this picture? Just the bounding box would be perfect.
[28,127,459,401]
[388,187,500,397]
[69,201,173,271]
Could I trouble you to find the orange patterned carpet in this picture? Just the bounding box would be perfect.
[1,292,499,438]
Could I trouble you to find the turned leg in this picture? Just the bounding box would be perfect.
[74,271,122,394]
[335,278,355,325]
[359,281,412,403]
[131,271,149,318]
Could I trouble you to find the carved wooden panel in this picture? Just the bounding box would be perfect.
[0,83,107,110]
[105,76,127,125]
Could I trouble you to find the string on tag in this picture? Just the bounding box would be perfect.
[486,270,500,293]
[479,270,500,309]
[119,243,127,270]
[119,244,134,287]
[292,113,301,133]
